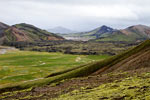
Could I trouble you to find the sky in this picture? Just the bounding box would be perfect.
[0,0,150,31]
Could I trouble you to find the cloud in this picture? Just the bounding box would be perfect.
[0,0,150,31]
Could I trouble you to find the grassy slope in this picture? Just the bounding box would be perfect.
[96,31,148,42]
[97,33,130,41]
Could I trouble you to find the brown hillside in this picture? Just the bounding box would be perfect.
[5,27,31,42]
[120,25,150,36]
[0,22,64,43]
[93,41,150,75]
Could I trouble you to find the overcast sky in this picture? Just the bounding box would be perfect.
[0,0,150,31]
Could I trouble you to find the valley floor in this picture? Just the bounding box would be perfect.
[0,47,109,87]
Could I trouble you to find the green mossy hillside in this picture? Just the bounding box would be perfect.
[56,72,150,100]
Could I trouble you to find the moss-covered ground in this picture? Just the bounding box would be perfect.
[56,72,150,100]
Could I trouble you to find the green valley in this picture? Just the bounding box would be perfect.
[0,49,109,86]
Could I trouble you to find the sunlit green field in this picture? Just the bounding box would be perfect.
[0,50,109,85]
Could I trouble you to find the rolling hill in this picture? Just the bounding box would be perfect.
[0,22,64,43]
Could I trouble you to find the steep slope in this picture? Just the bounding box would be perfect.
[93,41,150,75]
[0,22,64,43]
[96,25,150,42]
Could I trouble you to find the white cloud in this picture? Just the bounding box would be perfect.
[0,0,150,31]
[77,5,138,20]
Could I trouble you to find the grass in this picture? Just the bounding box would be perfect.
[55,72,150,100]
[0,50,109,85]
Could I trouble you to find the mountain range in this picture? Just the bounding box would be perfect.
[47,26,77,34]
[63,24,150,42]
[96,25,150,42]
[0,22,64,44]
[1,21,150,43]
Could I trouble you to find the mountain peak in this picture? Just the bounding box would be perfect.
[92,25,114,35]
[101,25,109,28]
[100,25,114,31]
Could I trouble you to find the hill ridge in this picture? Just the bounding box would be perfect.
[0,22,64,43]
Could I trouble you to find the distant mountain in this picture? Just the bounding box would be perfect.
[96,25,150,42]
[63,24,150,42]
[61,25,115,40]
[79,25,115,38]
[0,22,64,43]
[48,26,77,34]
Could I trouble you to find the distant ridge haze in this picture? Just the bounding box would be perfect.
[48,26,77,34]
